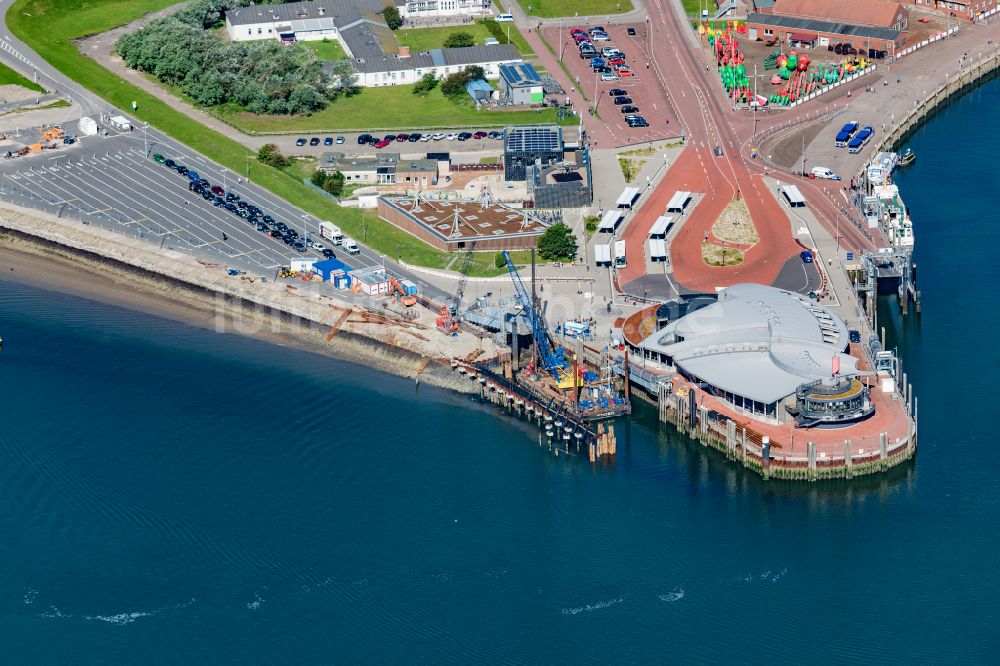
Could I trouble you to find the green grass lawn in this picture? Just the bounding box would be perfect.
[282,156,317,182]
[396,21,534,57]
[396,24,493,51]
[6,0,523,277]
[517,0,633,18]
[214,84,568,132]
[0,61,45,92]
[301,38,347,61]
[682,0,710,16]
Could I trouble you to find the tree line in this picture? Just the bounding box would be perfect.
[116,0,354,115]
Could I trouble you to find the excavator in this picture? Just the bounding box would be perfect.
[388,277,417,307]
[435,306,459,335]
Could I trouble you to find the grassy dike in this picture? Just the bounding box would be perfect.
[7,0,515,276]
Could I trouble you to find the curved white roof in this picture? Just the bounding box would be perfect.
[639,284,860,404]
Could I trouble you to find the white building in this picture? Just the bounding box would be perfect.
[226,0,492,43]
[225,0,518,88]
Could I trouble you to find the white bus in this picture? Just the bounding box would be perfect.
[614,240,627,268]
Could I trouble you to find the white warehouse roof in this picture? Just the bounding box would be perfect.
[639,283,863,404]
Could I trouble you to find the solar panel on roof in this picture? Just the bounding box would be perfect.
[505,127,560,152]
[521,64,541,82]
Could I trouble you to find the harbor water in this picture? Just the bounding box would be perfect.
[2,79,1000,662]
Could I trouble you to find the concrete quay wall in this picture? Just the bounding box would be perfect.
[642,383,917,482]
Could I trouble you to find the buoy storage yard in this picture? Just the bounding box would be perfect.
[7,0,1000,486]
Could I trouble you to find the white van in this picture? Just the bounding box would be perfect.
[810,167,841,181]
[495,13,514,22]
[342,238,360,255]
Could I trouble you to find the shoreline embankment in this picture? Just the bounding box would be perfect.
[868,49,1000,159]
[0,203,486,395]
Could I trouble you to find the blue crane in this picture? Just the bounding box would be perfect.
[503,251,566,378]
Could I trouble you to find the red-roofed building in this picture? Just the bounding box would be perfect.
[748,0,910,54]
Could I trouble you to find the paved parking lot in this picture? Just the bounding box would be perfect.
[0,134,440,297]
[542,24,680,148]
[261,123,582,158]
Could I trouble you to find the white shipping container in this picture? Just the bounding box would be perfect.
[78,116,98,136]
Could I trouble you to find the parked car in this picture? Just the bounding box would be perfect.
[323,137,334,146]
[617,67,635,77]
[295,138,307,146]
[589,26,606,34]
[608,57,625,67]
[608,88,627,97]
[621,105,639,114]
[336,136,345,144]
[446,132,458,140]
[153,153,165,163]
[164,158,176,169]
[457,132,472,141]
[600,72,619,81]
[627,27,636,35]
[800,250,814,264]
[473,131,487,139]
[432,133,446,141]
[419,134,432,142]
[383,134,395,142]
[613,96,633,105]
[211,185,225,196]
[408,133,422,142]
[396,133,409,142]
[358,133,372,144]
[849,329,861,343]
[374,139,390,149]
[309,137,320,146]
[591,32,611,41]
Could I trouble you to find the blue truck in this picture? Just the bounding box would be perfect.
[835,120,859,147]
[847,125,874,153]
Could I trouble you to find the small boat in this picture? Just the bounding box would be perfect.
[899,148,916,166]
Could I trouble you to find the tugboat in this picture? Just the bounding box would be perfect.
[898,148,916,167]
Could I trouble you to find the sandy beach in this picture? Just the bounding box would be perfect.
[0,228,476,394]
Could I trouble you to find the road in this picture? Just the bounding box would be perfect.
[0,0,452,305]
[609,0,802,294]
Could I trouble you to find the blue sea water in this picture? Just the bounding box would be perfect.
[3,83,1000,664]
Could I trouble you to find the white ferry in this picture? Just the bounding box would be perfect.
[864,152,914,249]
